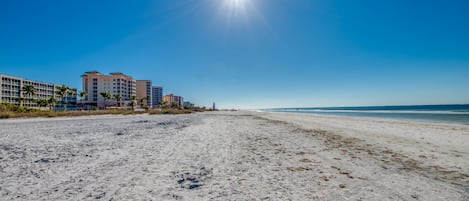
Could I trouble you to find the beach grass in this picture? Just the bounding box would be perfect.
[148,109,193,115]
[0,103,203,119]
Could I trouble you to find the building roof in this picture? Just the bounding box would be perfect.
[81,71,102,77]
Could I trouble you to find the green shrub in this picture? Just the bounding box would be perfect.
[149,108,193,115]
[0,105,197,119]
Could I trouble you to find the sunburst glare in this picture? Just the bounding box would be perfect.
[225,0,248,12]
[219,0,252,20]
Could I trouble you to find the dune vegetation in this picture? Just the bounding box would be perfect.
[0,103,202,119]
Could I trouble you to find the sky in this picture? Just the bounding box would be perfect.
[1,0,468,109]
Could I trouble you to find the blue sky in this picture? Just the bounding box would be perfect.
[1,0,468,109]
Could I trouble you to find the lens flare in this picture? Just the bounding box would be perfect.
[226,0,246,10]
[213,0,272,38]
[223,0,249,17]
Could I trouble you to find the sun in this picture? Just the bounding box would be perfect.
[226,0,247,9]
[214,0,266,29]
[223,0,250,16]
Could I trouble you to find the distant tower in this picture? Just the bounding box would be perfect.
[212,102,216,110]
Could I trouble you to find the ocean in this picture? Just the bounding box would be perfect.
[264,104,469,125]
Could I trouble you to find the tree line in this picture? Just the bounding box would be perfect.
[12,84,77,111]
[13,85,186,111]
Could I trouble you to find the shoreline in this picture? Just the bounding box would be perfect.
[1,111,468,200]
[261,110,469,125]
[257,111,469,172]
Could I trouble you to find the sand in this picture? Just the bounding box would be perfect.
[0,111,468,200]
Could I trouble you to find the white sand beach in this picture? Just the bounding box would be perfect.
[0,111,468,200]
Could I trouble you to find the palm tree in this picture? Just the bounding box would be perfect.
[113,94,122,107]
[22,85,37,98]
[79,91,88,100]
[159,100,169,109]
[130,95,137,110]
[171,101,179,109]
[47,96,57,111]
[139,97,148,109]
[68,90,76,110]
[79,91,88,110]
[100,92,112,109]
[21,85,37,107]
[55,85,70,111]
[68,90,76,98]
[105,93,112,108]
[34,99,48,109]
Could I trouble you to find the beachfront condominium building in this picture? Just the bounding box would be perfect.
[183,101,194,109]
[136,80,152,108]
[175,95,184,109]
[81,71,136,109]
[163,94,184,108]
[0,74,77,110]
[151,86,163,108]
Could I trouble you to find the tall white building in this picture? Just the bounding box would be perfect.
[0,74,77,110]
[81,71,136,109]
